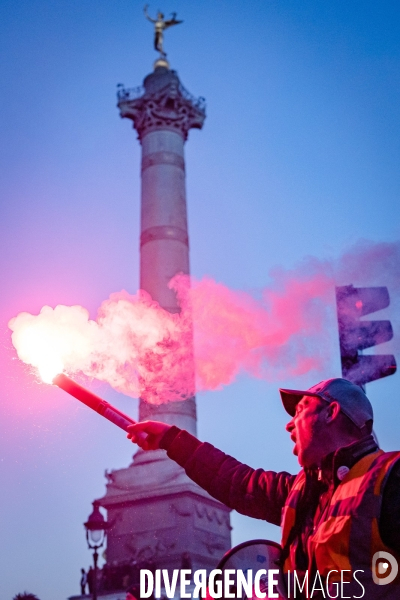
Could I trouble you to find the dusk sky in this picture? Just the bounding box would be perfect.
[1,1,399,598]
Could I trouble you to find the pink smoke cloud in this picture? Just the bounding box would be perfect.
[9,240,399,404]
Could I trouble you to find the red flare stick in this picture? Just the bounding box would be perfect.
[53,373,136,432]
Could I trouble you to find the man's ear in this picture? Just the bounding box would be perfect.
[325,401,341,424]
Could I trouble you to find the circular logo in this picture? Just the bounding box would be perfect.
[372,551,399,585]
[337,465,350,481]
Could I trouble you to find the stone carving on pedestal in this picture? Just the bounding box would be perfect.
[204,533,230,556]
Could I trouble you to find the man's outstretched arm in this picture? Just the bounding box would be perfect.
[127,421,296,526]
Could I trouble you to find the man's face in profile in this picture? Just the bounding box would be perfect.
[286,395,329,467]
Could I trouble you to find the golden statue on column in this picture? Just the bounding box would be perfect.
[144,4,183,59]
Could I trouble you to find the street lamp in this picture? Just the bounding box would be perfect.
[84,501,108,600]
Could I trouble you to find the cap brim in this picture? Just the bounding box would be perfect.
[279,388,322,417]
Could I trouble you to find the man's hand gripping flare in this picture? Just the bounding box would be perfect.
[127,421,171,451]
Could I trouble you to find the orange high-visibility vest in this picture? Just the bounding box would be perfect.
[281,450,400,599]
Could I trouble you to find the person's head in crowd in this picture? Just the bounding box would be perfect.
[281,378,374,468]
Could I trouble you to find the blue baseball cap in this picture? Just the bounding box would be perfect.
[279,378,374,430]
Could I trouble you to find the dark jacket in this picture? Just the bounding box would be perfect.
[160,427,400,558]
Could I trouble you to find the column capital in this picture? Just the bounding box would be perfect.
[117,67,206,140]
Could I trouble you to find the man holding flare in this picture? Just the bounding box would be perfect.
[127,378,400,599]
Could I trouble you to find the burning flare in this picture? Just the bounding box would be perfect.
[53,373,136,431]
[9,305,96,383]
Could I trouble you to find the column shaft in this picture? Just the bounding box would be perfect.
[139,128,196,433]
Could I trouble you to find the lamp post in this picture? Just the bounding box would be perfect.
[84,501,108,600]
